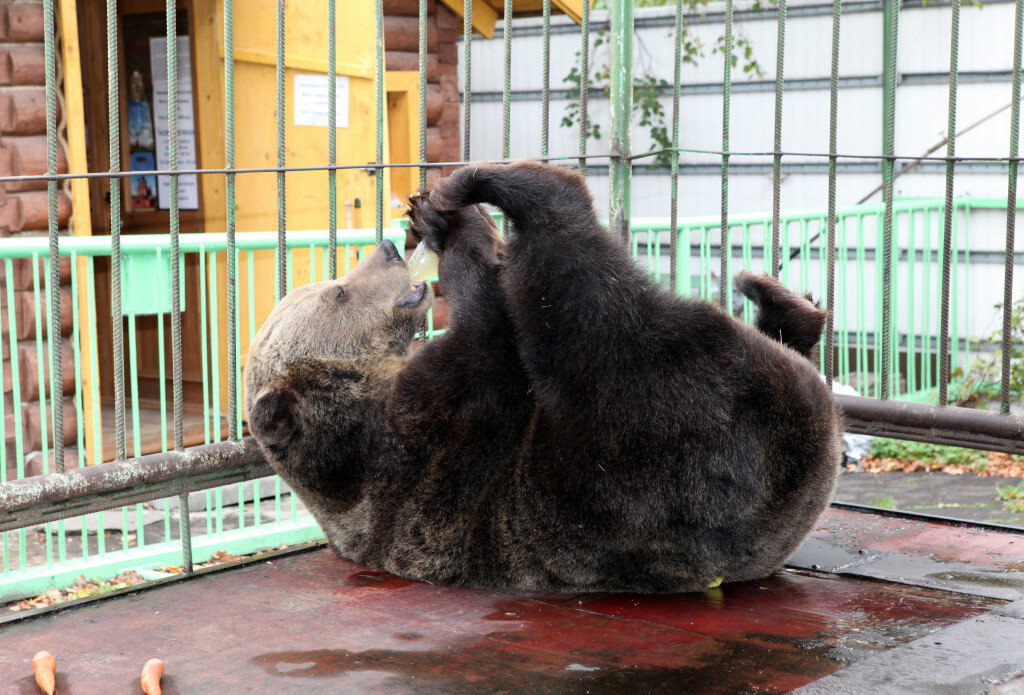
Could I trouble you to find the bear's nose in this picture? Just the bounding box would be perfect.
[379,239,402,263]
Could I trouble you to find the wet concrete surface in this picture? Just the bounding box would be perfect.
[834,472,1024,529]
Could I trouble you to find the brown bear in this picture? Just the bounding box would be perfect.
[245,161,842,593]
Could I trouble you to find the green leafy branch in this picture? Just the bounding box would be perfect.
[561,5,765,168]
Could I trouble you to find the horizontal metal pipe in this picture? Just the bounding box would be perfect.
[0,438,271,532]
[0,229,405,259]
[0,154,616,186]
[467,70,1018,102]
[2,397,1023,534]
[836,394,1024,455]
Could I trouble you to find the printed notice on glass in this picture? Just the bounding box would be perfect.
[149,36,199,210]
[293,74,350,128]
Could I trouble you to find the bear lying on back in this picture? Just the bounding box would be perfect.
[244,161,842,593]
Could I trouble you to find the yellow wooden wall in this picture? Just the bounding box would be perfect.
[193,0,389,414]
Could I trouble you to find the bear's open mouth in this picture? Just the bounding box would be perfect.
[395,281,427,309]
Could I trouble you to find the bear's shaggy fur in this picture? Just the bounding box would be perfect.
[245,161,842,593]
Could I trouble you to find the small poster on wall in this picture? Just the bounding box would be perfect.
[128,71,158,210]
[293,74,350,128]
[149,36,199,210]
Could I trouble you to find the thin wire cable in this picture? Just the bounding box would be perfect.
[225,0,238,440]
[107,0,126,462]
[939,0,960,406]
[375,0,385,244]
[167,1,192,574]
[276,0,287,299]
[503,0,512,161]
[880,0,899,400]
[720,0,733,308]
[579,0,589,172]
[419,0,428,189]
[6,148,1024,188]
[541,0,551,157]
[669,0,683,290]
[1002,0,1024,414]
[771,0,787,279]
[825,0,843,386]
[43,0,62,470]
[328,0,338,278]
[462,0,472,162]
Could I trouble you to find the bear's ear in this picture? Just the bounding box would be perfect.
[248,385,299,447]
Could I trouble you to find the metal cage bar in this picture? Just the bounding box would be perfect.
[609,0,632,242]
[463,0,472,162]
[720,0,734,308]
[328,0,339,279]
[939,0,961,406]
[825,0,843,386]
[771,0,787,280]
[2,0,1024,600]
[880,0,899,400]
[669,0,683,290]
[1003,0,1024,414]
[276,0,288,299]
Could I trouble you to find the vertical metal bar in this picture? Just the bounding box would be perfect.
[276,0,287,299]
[502,0,512,161]
[166,0,192,574]
[880,0,899,400]
[1003,0,1024,413]
[43,0,62,471]
[720,0,733,308]
[669,0,683,290]
[462,0,472,162]
[107,0,126,461]
[770,0,786,280]
[541,0,551,158]
[224,0,238,440]
[608,0,633,241]
[825,0,842,385]
[6,258,27,568]
[578,0,588,172]
[328,0,338,279]
[939,0,959,406]
[375,0,385,244]
[419,0,428,188]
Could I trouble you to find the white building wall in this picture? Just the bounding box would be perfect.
[459,0,1024,363]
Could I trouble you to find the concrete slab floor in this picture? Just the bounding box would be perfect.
[834,472,1024,529]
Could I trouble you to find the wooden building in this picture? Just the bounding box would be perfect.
[0,0,584,470]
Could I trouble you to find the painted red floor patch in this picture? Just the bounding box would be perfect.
[0,547,995,694]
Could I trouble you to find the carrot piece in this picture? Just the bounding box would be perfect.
[140,658,164,695]
[31,651,56,695]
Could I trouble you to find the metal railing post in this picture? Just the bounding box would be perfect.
[609,0,633,242]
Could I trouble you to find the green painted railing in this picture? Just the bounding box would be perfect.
[631,197,1020,401]
[0,229,402,602]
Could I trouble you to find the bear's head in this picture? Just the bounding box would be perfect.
[244,239,432,449]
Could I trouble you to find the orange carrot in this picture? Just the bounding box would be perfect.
[31,651,56,695]
[140,658,164,695]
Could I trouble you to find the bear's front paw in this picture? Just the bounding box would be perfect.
[406,189,451,254]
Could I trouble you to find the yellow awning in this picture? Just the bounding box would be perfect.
[437,0,590,40]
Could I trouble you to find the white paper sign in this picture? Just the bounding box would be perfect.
[149,37,199,211]
[293,74,350,128]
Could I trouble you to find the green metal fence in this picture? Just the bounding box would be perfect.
[1,0,1024,604]
[0,229,401,601]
